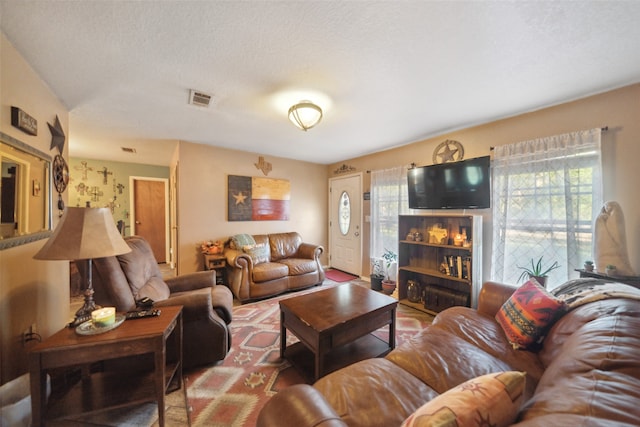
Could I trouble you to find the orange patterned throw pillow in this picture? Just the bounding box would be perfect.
[402,371,526,427]
[495,278,567,350]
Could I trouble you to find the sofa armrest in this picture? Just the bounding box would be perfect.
[296,242,324,260]
[155,287,213,322]
[211,285,233,324]
[477,281,517,317]
[166,270,216,293]
[257,384,347,427]
[225,247,253,268]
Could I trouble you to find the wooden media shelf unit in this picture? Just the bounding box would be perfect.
[398,214,482,315]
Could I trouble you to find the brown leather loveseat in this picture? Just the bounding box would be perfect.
[257,279,640,426]
[224,232,324,302]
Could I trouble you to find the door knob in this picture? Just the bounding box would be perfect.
[135,221,141,225]
[354,231,360,237]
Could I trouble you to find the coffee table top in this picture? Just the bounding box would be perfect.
[279,283,396,332]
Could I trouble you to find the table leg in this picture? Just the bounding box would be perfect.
[389,307,396,349]
[314,352,323,382]
[280,311,286,359]
[29,356,44,427]
[155,345,166,427]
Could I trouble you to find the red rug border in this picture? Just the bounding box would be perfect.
[325,268,359,282]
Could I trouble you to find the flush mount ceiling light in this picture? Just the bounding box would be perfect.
[288,101,323,131]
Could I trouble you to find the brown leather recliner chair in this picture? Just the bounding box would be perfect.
[78,235,233,369]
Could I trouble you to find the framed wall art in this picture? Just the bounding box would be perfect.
[228,175,290,221]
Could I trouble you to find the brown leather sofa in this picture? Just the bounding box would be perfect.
[224,232,324,302]
[257,280,640,426]
[79,236,233,370]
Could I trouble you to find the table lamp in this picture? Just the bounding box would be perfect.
[34,207,131,326]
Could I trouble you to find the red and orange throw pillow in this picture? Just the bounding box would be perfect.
[495,278,567,350]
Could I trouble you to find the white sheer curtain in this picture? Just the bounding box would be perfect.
[370,166,410,264]
[491,128,603,290]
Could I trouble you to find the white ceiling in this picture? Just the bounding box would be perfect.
[2,1,640,166]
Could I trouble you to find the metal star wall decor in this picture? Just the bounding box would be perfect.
[47,115,66,153]
[432,140,464,163]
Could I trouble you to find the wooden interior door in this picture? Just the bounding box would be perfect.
[133,179,167,263]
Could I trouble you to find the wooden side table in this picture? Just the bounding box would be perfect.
[204,253,226,285]
[29,305,183,427]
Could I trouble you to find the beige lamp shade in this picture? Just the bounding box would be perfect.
[34,207,131,261]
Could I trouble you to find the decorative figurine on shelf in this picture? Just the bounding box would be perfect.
[427,224,448,245]
[594,201,636,276]
[584,260,594,272]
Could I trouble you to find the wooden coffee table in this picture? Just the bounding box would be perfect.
[280,283,397,381]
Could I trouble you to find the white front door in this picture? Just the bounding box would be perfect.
[329,173,362,276]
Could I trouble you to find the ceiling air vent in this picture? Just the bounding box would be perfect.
[121,147,137,154]
[189,89,212,107]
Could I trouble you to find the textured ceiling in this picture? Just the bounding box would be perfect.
[2,1,640,166]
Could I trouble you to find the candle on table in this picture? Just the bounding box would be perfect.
[91,307,116,326]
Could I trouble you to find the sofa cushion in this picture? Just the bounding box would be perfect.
[268,232,302,261]
[387,326,516,395]
[231,233,256,249]
[252,262,289,282]
[277,258,318,276]
[520,309,640,426]
[401,371,525,427]
[243,242,270,265]
[117,237,170,301]
[495,278,566,350]
[314,358,439,427]
[431,306,544,397]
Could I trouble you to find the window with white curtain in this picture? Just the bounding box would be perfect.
[491,128,603,290]
[370,166,410,263]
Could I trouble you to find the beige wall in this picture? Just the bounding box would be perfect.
[330,84,640,281]
[0,33,69,383]
[174,141,329,274]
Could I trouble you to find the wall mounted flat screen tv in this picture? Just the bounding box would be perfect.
[408,156,491,209]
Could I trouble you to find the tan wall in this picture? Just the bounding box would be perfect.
[0,33,69,384]
[174,141,329,274]
[330,84,640,281]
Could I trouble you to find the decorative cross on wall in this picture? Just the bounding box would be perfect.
[112,179,125,195]
[97,167,113,185]
[105,197,120,213]
[75,161,93,181]
[89,186,104,202]
[75,182,86,196]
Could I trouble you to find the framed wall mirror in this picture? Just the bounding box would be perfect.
[0,131,52,250]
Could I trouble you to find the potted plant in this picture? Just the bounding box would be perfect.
[606,264,617,276]
[584,260,594,272]
[517,256,560,288]
[381,249,398,294]
[370,258,385,291]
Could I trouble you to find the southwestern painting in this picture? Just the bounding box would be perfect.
[227,175,290,221]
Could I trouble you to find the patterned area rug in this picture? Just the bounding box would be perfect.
[186,281,433,427]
